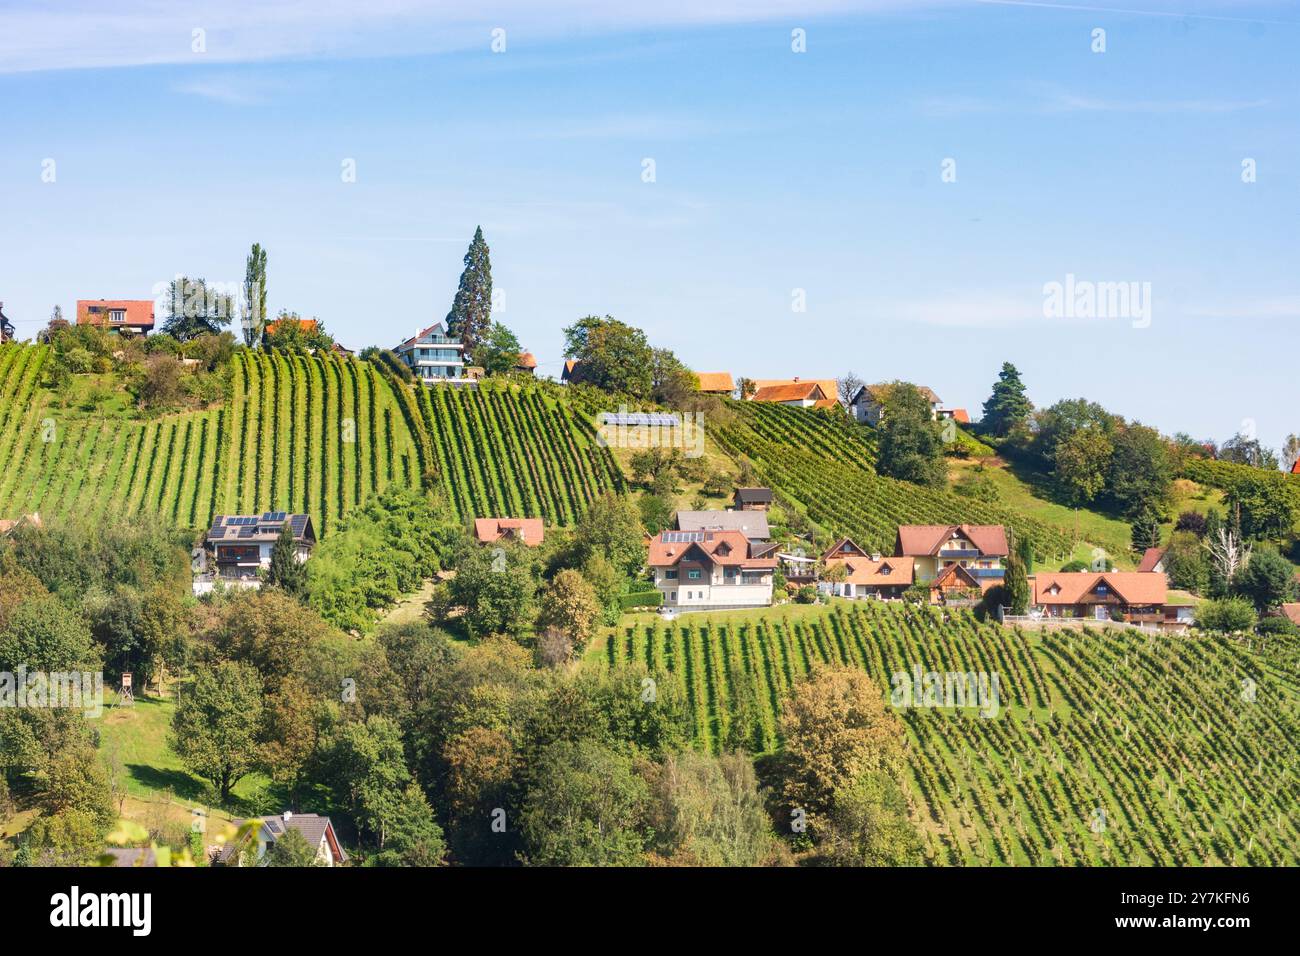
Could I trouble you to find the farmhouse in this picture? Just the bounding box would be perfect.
[394,321,468,384]
[473,517,545,547]
[675,509,770,542]
[204,512,315,580]
[648,529,778,611]
[895,524,1007,589]
[213,812,348,867]
[821,537,914,599]
[560,359,584,384]
[76,299,155,336]
[1029,571,1168,623]
[514,352,538,375]
[751,380,834,409]
[850,383,942,425]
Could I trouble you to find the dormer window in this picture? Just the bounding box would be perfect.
[1048,584,1061,595]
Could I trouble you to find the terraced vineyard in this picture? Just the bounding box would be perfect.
[0,344,624,534]
[715,400,1076,561]
[600,602,1300,866]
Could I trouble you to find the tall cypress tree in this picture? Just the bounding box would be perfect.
[445,226,493,362]
[981,362,1032,437]
[241,243,268,347]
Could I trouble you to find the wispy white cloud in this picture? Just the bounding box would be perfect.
[918,89,1271,117]
[0,0,946,75]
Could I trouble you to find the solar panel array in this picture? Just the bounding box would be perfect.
[263,511,287,522]
[599,412,681,427]
[659,531,706,543]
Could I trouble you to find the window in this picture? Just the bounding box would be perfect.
[688,570,701,580]
[665,569,678,580]
[109,309,126,323]
[669,591,676,602]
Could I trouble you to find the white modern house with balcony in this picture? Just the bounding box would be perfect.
[394,321,469,384]
[648,530,779,611]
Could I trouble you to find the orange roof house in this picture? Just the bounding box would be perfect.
[695,372,735,394]
[473,517,545,547]
[1030,571,1169,621]
[514,352,538,374]
[896,524,1009,559]
[950,408,971,424]
[822,538,915,597]
[751,381,835,409]
[1290,459,1300,475]
[76,300,155,334]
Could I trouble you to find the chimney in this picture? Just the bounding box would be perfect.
[871,552,882,562]
[282,811,293,821]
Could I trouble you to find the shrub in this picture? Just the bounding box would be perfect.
[1256,615,1299,637]
[1194,597,1256,633]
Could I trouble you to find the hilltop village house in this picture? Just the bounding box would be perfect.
[847,383,967,425]
[0,301,14,342]
[76,299,155,336]
[648,530,779,611]
[394,322,468,384]
[695,372,736,397]
[197,513,316,592]
[213,813,348,867]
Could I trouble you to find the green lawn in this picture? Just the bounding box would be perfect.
[96,690,269,813]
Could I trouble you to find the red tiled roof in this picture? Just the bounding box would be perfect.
[1136,547,1166,573]
[951,408,971,424]
[1281,603,1300,626]
[474,517,545,547]
[895,524,1009,558]
[695,372,734,393]
[1031,572,1168,606]
[265,317,318,335]
[827,554,914,587]
[1291,459,1300,475]
[647,530,777,569]
[752,381,828,404]
[76,300,154,328]
[515,352,538,369]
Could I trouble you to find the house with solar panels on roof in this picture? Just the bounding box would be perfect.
[647,529,779,611]
[195,512,316,593]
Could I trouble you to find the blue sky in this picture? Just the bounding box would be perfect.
[1,1,1296,449]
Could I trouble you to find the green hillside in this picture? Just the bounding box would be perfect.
[0,344,624,535]
[599,601,1300,865]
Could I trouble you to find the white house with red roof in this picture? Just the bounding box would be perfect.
[394,321,468,384]
[76,299,155,335]
[648,530,778,610]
